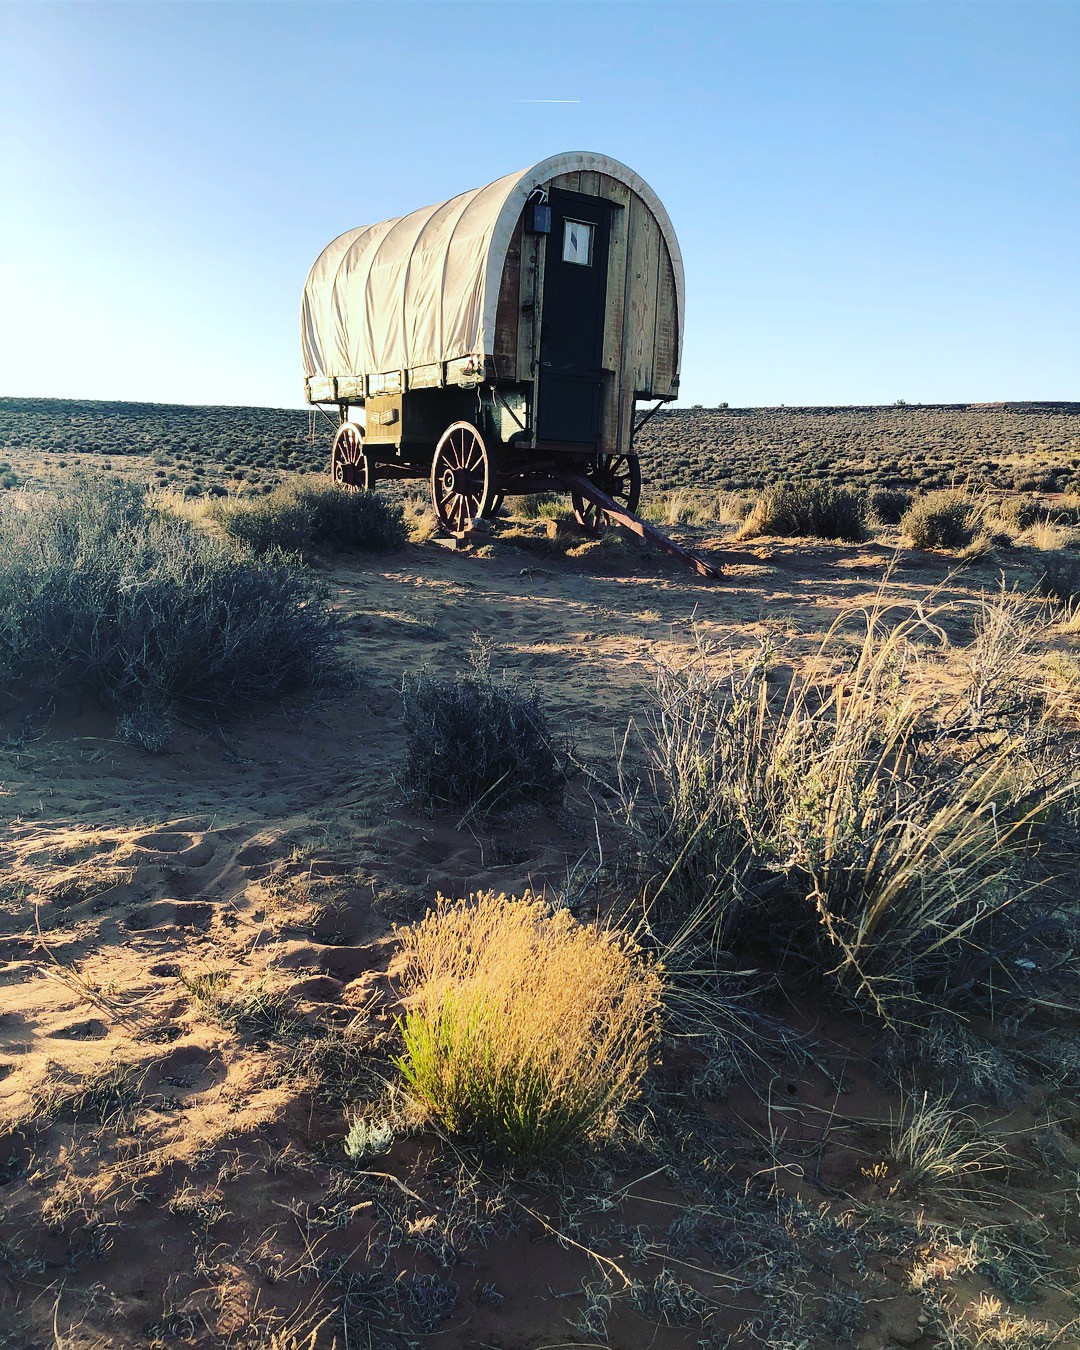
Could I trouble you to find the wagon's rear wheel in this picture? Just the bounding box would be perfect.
[431,422,493,532]
[331,423,374,492]
[571,453,641,535]
[482,492,505,520]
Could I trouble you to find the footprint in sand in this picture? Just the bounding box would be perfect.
[125,899,215,932]
[50,1018,109,1041]
[134,830,217,870]
[147,1043,220,1094]
[234,835,282,871]
[0,936,38,963]
[134,829,194,852]
[318,937,395,983]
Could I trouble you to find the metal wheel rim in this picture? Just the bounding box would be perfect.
[331,424,370,492]
[572,454,641,535]
[431,422,491,532]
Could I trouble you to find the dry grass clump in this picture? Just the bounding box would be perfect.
[888,1090,1006,1192]
[953,1295,1070,1349]
[739,482,868,542]
[642,489,749,529]
[1023,520,1075,552]
[400,664,562,819]
[642,489,696,526]
[401,492,439,543]
[207,477,408,555]
[625,601,1074,1024]
[962,588,1046,721]
[395,892,662,1158]
[713,490,751,525]
[902,490,981,550]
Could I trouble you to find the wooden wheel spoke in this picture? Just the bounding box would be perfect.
[571,452,640,536]
[332,425,371,494]
[431,421,489,534]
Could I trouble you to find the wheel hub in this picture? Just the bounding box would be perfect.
[440,466,482,497]
[596,469,625,497]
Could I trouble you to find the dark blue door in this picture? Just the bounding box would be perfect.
[537,189,611,444]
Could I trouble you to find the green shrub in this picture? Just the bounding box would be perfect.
[514,492,574,522]
[902,490,980,549]
[401,666,562,818]
[868,487,913,525]
[0,478,338,744]
[211,494,310,553]
[210,479,408,555]
[739,483,867,542]
[395,892,662,1158]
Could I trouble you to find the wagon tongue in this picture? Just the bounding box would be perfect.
[556,470,722,580]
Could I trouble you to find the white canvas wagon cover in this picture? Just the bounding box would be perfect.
[301,150,685,383]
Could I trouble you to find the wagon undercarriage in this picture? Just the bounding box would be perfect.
[326,410,720,579]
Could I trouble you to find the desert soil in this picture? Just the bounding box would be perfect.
[0,513,1077,1348]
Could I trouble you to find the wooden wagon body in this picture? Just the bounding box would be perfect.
[301,150,713,574]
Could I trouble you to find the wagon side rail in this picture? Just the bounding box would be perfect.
[554,470,722,580]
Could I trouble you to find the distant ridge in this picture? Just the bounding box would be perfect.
[668,401,1080,416]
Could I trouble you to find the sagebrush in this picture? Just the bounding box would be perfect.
[0,479,338,742]
[902,490,980,549]
[208,478,409,554]
[395,892,662,1157]
[868,487,913,525]
[400,666,562,817]
[739,482,867,542]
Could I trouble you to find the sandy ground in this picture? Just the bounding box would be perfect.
[0,523,1077,1348]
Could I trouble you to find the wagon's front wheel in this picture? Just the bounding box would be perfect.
[572,453,641,535]
[331,423,374,492]
[431,422,493,532]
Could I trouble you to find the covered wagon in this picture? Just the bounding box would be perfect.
[301,150,715,574]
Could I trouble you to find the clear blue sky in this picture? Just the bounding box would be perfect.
[2,1,1077,408]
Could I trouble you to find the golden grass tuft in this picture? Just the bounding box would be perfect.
[401,493,439,543]
[888,1089,1006,1192]
[394,892,662,1158]
[1024,520,1075,552]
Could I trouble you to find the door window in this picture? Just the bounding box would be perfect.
[562,219,594,266]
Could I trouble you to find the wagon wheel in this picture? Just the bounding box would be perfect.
[481,492,505,520]
[430,422,493,532]
[331,423,374,492]
[572,454,642,535]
